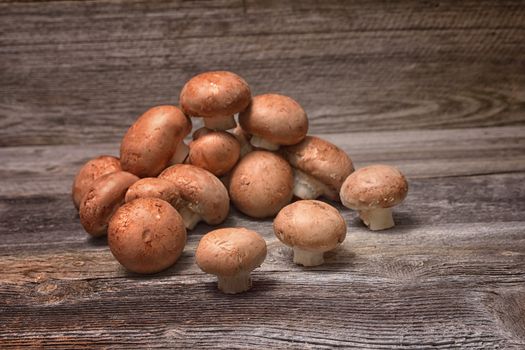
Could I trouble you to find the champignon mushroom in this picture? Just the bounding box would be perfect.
[79,171,139,237]
[187,130,241,177]
[125,177,182,210]
[195,227,267,294]
[238,93,308,151]
[108,197,187,274]
[340,164,408,231]
[229,150,293,218]
[159,164,229,230]
[120,105,191,178]
[180,71,251,130]
[72,155,121,209]
[273,200,347,266]
[230,124,253,157]
[281,136,354,201]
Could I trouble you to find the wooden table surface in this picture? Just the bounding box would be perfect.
[1,1,525,348]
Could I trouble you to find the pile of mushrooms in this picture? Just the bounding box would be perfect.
[72,70,409,294]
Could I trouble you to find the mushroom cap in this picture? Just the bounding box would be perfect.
[72,155,121,209]
[125,177,182,209]
[238,93,308,145]
[281,136,354,194]
[159,164,229,225]
[273,200,346,252]
[120,105,191,178]
[340,165,408,210]
[229,151,293,218]
[188,130,241,177]
[195,227,267,277]
[108,198,187,274]
[180,71,251,119]
[79,171,139,237]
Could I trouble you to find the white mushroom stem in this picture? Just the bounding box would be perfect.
[250,135,279,151]
[293,169,336,200]
[203,115,236,130]
[359,207,395,231]
[178,206,201,230]
[217,273,251,294]
[170,141,189,165]
[292,247,324,267]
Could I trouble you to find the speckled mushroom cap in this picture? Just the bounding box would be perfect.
[79,171,139,237]
[229,151,294,218]
[120,105,191,178]
[179,71,251,119]
[72,155,121,209]
[108,197,187,274]
[158,164,230,225]
[188,130,241,177]
[125,177,182,209]
[273,200,346,253]
[340,165,408,210]
[195,227,267,277]
[238,93,308,146]
[281,136,354,199]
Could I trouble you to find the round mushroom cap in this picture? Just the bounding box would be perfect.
[72,155,121,209]
[195,227,267,277]
[273,200,346,252]
[108,198,187,274]
[188,130,241,177]
[180,71,251,119]
[238,94,308,146]
[79,171,139,237]
[281,136,354,195]
[120,105,191,178]
[159,164,229,225]
[229,151,293,218]
[340,165,408,210]
[125,177,182,209]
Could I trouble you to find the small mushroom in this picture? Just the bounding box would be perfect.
[229,124,253,157]
[229,150,293,218]
[238,93,308,151]
[125,177,183,210]
[195,227,267,294]
[79,171,139,237]
[108,198,187,274]
[187,130,241,177]
[340,165,408,231]
[273,200,347,266]
[120,105,191,178]
[159,164,229,230]
[281,136,354,201]
[72,155,121,209]
[180,71,251,130]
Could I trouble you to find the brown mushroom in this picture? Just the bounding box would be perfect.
[340,165,408,231]
[180,71,251,130]
[108,197,187,274]
[187,130,241,177]
[125,177,182,210]
[79,171,139,237]
[159,164,229,230]
[281,136,354,201]
[72,155,121,209]
[230,124,253,157]
[195,227,267,294]
[229,151,293,218]
[120,105,191,178]
[273,200,347,266]
[238,93,308,150]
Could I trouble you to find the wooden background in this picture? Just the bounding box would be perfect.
[1,0,524,348]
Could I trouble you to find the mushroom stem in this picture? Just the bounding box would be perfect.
[359,207,394,231]
[203,115,236,130]
[250,135,279,151]
[170,141,189,165]
[217,273,251,294]
[178,206,201,230]
[292,247,324,267]
[292,169,337,200]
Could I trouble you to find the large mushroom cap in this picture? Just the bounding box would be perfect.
[125,177,182,209]
[340,164,408,210]
[120,105,191,178]
[188,130,241,177]
[108,197,187,274]
[229,150,294,218]
[238,93,308,146]
[72,155,121,209]
[180,71,251,119]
